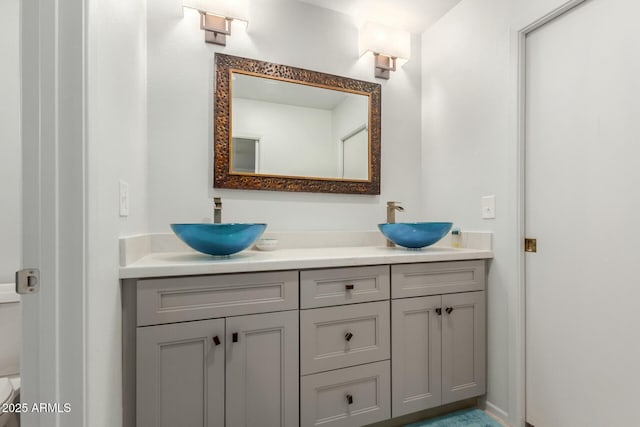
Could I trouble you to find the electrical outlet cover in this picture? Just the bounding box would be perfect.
[482,195,495,219]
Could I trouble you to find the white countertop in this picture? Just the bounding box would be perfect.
[119,245,493,279]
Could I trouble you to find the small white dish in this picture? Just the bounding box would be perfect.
[256,238,278,251]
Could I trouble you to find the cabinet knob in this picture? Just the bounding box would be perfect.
[445,307,454,314]
[232,332,239,343]
[212,335,221,346]
[346,394,353,405]
[435,308,442,316]
[345,284,355,291]
[345,332,354,342]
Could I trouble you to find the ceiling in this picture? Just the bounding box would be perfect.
[233,73,358,110]
[295,0,463,34]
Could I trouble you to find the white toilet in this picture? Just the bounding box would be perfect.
[0,283,20,427]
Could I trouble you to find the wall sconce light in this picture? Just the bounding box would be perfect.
[183,0,249,46]
[359,22,411,79]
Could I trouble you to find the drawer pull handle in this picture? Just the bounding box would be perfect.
[445,307,454,314]
[435,308,442,316]
[232,332,239,343]
[345,332,354,342]
[212,335,221,346]
[345,284,355,291]
[346,394,353,405]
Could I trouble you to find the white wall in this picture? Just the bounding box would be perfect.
[421,0,585,423]
[233,99,335,177]
[0,0,20,282]
[147,0,424,231]
[87,0,148,424]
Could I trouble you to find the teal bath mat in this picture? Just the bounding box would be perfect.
[405,408,502,427]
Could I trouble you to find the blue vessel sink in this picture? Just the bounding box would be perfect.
[170,223,267,256]
[378,222,453,249]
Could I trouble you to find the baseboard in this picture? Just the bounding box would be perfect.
[367,399,478,427]
[484,400,510,425]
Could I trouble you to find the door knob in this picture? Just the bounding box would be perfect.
[445,307,454,314]
[345,284,355,291]
[232,332,239,343]
[435,308,442,316]
[346,394,353,405]
[345,332,354,342]
[212,335,221,346]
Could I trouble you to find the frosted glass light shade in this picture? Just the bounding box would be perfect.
[359,22,411,60]
[183,0,249,22]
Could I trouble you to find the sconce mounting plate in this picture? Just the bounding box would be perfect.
[374,53,397,80]
[200,13,232,46]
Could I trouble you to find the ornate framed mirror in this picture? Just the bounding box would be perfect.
[214,54,381,194]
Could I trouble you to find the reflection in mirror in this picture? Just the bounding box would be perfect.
[231,72,370,180]
[231,136,258,173]
[214,54,381,194]
[341,125,368,180]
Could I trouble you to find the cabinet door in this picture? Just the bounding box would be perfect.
[391,296,442,417]
[441,291,486,404]
[137,318,225,427]
[226,310,299,427]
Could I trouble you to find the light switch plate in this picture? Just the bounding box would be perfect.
[482,195,495,219]
[119,180,130,217]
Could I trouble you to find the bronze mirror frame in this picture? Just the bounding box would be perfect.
[214,53,381,195]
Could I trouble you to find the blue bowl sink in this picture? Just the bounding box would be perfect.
[378,222,453,249]
[170,223,267,256]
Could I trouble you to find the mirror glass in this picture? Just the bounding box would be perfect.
[231,72,370,180]
[214,54,381,195]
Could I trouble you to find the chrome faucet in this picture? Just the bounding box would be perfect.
[386,201,404,247]
[213,197,222,224]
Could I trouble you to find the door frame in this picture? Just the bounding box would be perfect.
[20,0,87,425]
[510,1,586,426]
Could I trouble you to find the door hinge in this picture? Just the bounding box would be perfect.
[15,268,40,295]
[525,238,537,253]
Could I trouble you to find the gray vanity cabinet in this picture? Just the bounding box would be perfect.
[126,259,488,427]
[391,261,486,418]
[130,271,299,427]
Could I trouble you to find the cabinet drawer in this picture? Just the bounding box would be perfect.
[137,271,298,326]
[300,301,390,375]
[300,266,390,309]
[391,260,485,299]
[301,361,391,427]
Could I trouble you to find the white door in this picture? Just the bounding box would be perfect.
[20,0,86,426]
[342,127,368,180]
[525,1,640,425]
